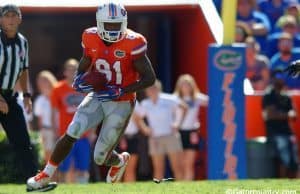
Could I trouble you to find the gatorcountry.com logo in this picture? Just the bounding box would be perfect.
[214,50,242,71]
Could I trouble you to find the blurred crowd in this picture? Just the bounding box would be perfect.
[214,0,300,178]
[214,0,300,91]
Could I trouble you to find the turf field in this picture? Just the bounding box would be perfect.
[0,179,299,194]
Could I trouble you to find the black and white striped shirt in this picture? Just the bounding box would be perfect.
[0,30,29,90]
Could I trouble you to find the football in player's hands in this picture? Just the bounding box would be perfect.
[81,71,108,92]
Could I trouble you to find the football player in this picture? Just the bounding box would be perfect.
[27,1,155,191]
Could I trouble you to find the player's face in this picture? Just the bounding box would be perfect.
[1,12,21,33]
[104,22,122,31]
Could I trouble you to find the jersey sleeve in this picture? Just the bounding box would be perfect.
[82,27,98,58]
[130,34,147,60]
[81,31,90,57]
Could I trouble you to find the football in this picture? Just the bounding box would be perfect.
[81,70,108,92]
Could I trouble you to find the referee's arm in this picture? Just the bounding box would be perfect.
[18,40,32,113]
[19,69,32,113]
[19,69,30,94]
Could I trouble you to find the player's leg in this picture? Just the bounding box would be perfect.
[73,137,91,183]
[1,100,38,180]
[57,148,74,183]
[27,96,103,190]
[93,101,133,183]
[93,101,133,166]
[50,96,103,172]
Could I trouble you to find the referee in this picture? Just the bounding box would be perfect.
[0,4,37,180]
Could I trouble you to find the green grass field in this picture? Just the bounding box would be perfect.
[0,179,300,194]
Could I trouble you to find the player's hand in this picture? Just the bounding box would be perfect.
[0,98,9,114]
[72,73,94,93]
[287,60,300,77]
[93,85,123,101]
[23,97,32,114]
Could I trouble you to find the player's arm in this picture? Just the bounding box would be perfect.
[122,54,156,94]
[72,55,93,93]
[76,55,91,74]
[78,30,92,74]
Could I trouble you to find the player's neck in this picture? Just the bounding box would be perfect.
[103,40,113,46]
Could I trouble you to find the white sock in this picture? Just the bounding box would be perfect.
[43,161,57,177]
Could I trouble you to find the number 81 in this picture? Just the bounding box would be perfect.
[95,59,122,85]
